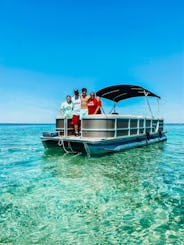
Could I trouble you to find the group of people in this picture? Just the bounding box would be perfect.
[60,88,102,136]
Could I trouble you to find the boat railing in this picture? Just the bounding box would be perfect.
[56,115,164,138]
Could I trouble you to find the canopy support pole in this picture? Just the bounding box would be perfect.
[109,101,117,114]
[144,91,153,118]
[157,98,160,115]
[112,101,118,114]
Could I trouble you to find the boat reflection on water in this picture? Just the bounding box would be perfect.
[41,142,166,193]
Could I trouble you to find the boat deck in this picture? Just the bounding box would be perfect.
[41,135,114,143]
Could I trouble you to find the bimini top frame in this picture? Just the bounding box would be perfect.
[96,84,160,102]
[96,84,160,115]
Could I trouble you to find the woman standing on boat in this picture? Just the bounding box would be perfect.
[87,92,102,114]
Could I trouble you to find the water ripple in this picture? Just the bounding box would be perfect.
[0,124,183,244]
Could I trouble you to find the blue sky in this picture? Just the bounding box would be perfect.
[0,0,183,123]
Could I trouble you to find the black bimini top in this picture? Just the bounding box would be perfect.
[96,85,160,102]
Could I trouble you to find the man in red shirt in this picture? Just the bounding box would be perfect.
[87,92,102,114]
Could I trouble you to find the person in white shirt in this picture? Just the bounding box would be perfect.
[72,89,81,136]
[60,95,73,118]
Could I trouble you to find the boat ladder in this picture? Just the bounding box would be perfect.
[62,140,77,154]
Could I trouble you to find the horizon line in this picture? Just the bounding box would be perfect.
[0,122,183,125]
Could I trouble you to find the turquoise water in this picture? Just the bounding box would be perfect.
[0,124,183,244]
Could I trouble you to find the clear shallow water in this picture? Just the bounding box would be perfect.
[0,124,183,244]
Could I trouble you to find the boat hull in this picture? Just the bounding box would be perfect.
[41,132,167,156]
[84,133,167,156]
